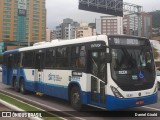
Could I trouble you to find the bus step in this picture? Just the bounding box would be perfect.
[36,92,44,96]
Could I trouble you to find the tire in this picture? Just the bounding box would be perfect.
[20,79,26,94]
[70,86,82,111]
[13,78,19,92]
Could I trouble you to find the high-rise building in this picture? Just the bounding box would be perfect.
[0,0,46,54]
[123,12,152,38]
[55,18,80,40]
[100,16,123,35]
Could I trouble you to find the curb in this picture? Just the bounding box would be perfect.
[0,99,42,120]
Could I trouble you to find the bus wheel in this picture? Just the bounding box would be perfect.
[13,78,19,92]
[20,79,26,94]
[70,86,82,111]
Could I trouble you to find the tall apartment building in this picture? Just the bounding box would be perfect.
[123,12,152,38]
[55,18,80,40]
[100,16,123,35]
[0,0,46,54]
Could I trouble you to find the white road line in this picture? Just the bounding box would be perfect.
[0,90,86,120]
[142,106,160,111]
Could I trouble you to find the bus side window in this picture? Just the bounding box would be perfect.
[20,53,24,67]
[45,48,55,69]
[56,47,69,68]
[23,51,34,68]
[3,55,8,67]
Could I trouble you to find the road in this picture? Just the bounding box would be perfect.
[0,72,160,120]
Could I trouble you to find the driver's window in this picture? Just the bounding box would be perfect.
[99,52,106,81]
[91,52,98,77]
[90,51,106,82]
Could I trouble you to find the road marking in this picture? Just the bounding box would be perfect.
[142,106,160,111]
[0,90,86,120]
[87,104,106,110]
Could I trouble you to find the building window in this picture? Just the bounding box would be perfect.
[3,35,10,38]
[4,0,11,2]
[3,31,10,34]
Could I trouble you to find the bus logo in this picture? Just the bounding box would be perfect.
[48,73,62,81]
[91,44,101,48]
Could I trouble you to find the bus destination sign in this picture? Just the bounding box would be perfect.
[109,37,146,46]
[114,38,139,45]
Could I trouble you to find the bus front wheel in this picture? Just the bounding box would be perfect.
[70,86,82,111]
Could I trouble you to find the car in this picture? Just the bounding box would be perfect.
[156,69,160,90]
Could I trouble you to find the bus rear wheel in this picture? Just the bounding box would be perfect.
[20,79,26,94]
[13,78,19,92]
[70,86,82,111]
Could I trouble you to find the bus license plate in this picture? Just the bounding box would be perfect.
[136,100,144,105]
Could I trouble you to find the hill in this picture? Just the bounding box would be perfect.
[150,10,160,28]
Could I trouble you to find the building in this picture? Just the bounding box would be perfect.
[46,28,57,41]
[55,18,80,40]
[123,12,152,38]
[51,30,57,40]
[76,23,96,38]
[100,16,123,35]
[0,0,46,54]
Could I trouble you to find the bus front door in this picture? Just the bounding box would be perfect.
[89,51,106,107]
[35,50,45,92]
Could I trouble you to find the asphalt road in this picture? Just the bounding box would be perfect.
[0,72,160,120]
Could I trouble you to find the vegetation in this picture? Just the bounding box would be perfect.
[150,10,160,28]
[0,93,62,120]
[153,47,159,59]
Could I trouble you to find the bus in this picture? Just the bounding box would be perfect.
[2,35,158,110]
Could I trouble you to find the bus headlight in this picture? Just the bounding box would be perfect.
[154,82,159,93]
[110,86,124,98]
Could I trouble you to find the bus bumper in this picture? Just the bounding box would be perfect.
[106,92,158,110]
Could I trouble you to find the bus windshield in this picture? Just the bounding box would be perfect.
[111,47,155,91]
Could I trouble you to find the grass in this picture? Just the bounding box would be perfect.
[0,92,62,120]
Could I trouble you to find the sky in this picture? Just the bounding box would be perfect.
[46,0,160,29]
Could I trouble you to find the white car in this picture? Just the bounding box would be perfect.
[156,70,160,89]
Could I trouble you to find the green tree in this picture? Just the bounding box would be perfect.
[153,47,159,59]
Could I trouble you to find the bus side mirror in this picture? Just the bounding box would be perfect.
[106,47,112,63]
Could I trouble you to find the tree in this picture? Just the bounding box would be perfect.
[153,47,159,59]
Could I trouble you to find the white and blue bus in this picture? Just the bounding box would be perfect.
[2,35,158,110]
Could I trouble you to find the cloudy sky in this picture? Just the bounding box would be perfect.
[46,0,160,29]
